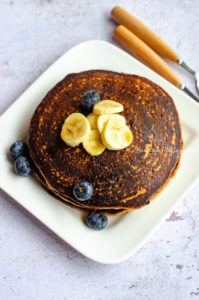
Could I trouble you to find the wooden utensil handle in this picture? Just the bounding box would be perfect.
[111,6,179,62]
[114,25,182,87]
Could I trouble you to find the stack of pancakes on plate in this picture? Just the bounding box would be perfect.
[28,70,182,215]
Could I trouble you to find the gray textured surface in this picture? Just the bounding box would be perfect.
[0,0,199,299]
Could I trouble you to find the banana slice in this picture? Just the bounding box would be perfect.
[93,100,123,115]
[97,114,126,133]
[101,118,133,150]
[87,113,98,129]
[61,113,91,147]
[82,130,106,156]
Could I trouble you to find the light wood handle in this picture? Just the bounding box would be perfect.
[111,6,179,62]
[114,25,182,87]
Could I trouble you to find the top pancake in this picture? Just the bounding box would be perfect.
[28,70,182,209]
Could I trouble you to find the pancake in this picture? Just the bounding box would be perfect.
[32,164,127,215]
[32,163,127,215]
[28,70,182,210]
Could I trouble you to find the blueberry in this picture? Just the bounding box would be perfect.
[14,156,32,177]
[9,141,29,161]
[81,90,100,111]
[73,181,94,201]
[86,210,108,230]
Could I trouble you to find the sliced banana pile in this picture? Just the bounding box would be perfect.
[61,100,133,156]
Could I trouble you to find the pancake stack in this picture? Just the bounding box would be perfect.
[28,70,182,215]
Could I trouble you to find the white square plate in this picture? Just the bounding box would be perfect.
[0,41,199,264]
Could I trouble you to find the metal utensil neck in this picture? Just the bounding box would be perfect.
[177,59,195,75]
[180,84,199,103]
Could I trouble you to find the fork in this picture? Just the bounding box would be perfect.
[111,6,199,103]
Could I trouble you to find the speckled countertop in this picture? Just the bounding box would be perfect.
[0,0,199,299]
